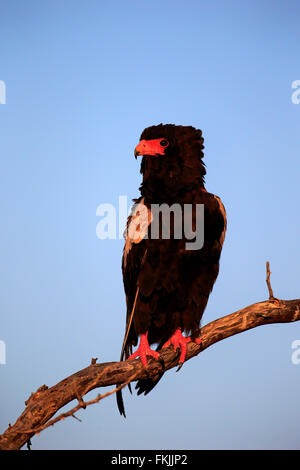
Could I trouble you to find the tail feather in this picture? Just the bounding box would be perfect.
[116,344,133,417]
[135,347,166,396]
[116,388,126,417]
[135,374,164,396]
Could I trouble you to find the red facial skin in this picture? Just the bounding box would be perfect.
[134,139,169,158]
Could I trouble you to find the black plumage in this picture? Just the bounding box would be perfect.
[117,124,226,416]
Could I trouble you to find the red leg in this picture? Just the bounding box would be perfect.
[162,328,202,370]
[127,331,160,367]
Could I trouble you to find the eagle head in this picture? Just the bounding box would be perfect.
[135,123,206,201]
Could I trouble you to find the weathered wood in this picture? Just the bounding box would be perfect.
[0,298,299,450]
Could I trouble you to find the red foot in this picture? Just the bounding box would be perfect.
[162,328,202,370]
[127,332,160,367]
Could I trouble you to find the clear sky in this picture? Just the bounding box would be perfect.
[1,0,300,450]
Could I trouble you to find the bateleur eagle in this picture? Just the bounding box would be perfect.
[117,123,226,416]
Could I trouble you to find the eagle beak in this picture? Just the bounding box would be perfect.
[134,141,145,159]
[134,139,167,159]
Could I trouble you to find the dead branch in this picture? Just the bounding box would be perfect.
[0,272,299,450]
[266,261,275,300]
[18,373,139,436]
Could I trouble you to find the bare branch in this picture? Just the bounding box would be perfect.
[16,373,138,436]
[266,261,275,300]
[0,296,299,450]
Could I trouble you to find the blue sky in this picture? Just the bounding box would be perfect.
[0,0,300,450]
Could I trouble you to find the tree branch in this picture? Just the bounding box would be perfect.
[1,296,300,450]
[266,261,275,300]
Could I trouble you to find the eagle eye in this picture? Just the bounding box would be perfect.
[160,139,169,147]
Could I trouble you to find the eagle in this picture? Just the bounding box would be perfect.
[117,123,226,416]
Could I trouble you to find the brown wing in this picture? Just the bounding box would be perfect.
[117,198,152,416]
[122,191,227,354]
[134,191,227,395]
[118,191,227,410]
[120,198,152,361]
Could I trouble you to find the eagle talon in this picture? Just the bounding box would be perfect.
[163,328,202,369]
[162,328,189,365]
[127,332,160,368]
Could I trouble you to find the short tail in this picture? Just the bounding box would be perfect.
[135,374,164,396]
[116,347,133,418]
[116,388,126,417]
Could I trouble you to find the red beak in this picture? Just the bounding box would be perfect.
[134,139,168,159]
